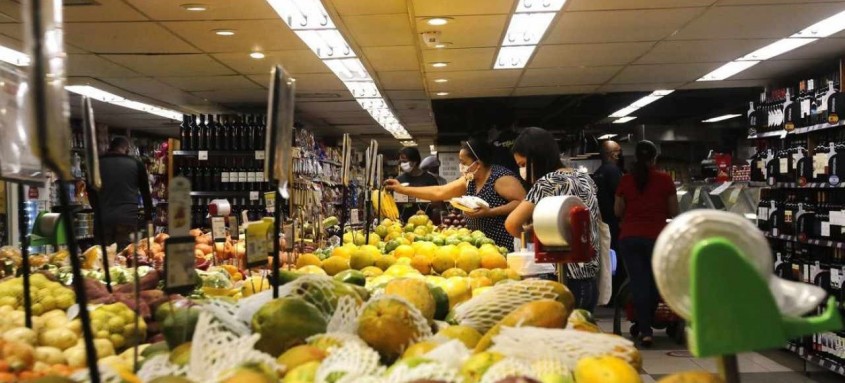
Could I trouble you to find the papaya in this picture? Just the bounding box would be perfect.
[656,372,725,383]
[429,285,450,321]
[384,278,436,323]
[574,356,640,383]
[334,269,366,286]
[252,297,327,357]
[357,297,426,363]
[474,299,569,352]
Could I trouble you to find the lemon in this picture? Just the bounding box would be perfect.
[296,253,322,268]
[375,254,398,270]
[441,268,468,278]
[437,325,483,348]
[361,266,384,278]
[331,246,352,259]
[384,264,419,277]
[297,265,327,275]
[321,256,350,276]
[456,247,481,273]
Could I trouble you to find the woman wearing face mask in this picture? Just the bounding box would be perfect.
[385,138,526,250]
[395,147,441,223]
[504,127,601,312]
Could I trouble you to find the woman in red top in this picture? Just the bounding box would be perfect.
[614,140,679,347]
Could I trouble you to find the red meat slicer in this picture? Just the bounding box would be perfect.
[531,196,596,278]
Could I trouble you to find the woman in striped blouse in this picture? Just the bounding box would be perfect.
[505,127,601,312]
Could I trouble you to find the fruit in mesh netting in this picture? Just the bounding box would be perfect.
[277,345,327,376]
[435,325,483,349]
[567,308,601,333]
[475,299,570,352]
[460,351,504,383]
[384,278,436,323]
[357,296,430,362]
[573,356,640,383]
[252,297,328,357]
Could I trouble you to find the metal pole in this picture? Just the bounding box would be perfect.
[90,189,112,293]
[717,355,741,383]
[18,183,32,329]
[272,187,282,299]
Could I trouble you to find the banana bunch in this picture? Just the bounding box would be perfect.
[372,189,399,220]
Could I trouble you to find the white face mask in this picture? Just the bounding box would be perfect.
[460,161,478,181]
[519,166,527,180]
[400,162,413,173]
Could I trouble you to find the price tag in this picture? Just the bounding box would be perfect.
[198,151,208,161]
[822,222,831,237]
[709,181,733,196]
[164,237,199,294]
[255,151,265,160]
[228,216,239,241]
[394,193,409,203]
[245,222,270,267]
[779,158,788,173]
[350,209,360,225]
[211,216,226,243]
[167,176,192,237]
[250,191,259,201]
[265,192,276,213]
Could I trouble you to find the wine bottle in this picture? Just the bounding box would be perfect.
[257,115,266,150]
[238,159,248,190]
[212,163,221,192]
[796,197,815,242]
[809,79,819,126]
[758,190,770,231]
[241,115,251,151]
[231,116,240,151]
[828,79,842,125]
[184,160,194,189]
[769,198,781,237]
[220,158,230,192]
[747,101,757,134]
[208,114,219,151]
[784,88,796,132]
[814,191,828,239]
[180,114,191,150]
[189,115,199,151]
[247,159,256,191]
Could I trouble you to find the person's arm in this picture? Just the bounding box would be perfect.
[666,176,680,218]
[614,195,626,218]
[505,200,535,237]
[137,159,153,222]
[466,175,526,218]
[384,177,467,201]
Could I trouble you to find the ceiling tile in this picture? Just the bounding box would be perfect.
[298,101,363,113]
[435,88,512,98]
[731,59,819,80]
[96,77,212,109]
[520,66,622,87]
[124,0,277,21]
[513,85,599,96]
[162,19,306,53]
[634,39,776,64]
[343,14,414,47]
[773,38,845,61]
[609,63,718,84]
[157,75,260,92]
[422,47,497,71]
[0,23,89,53]
[680,79,767,89]
[331,0,408,15]
[669,3,845,40]
[386,90,429,100]
[545,8,703,44]
[68,54,141,77]
[716,0,845,5]
[65,22,199,54]
[248,73,346,91]
[192,88,269,104]
[377,71,425,90]
[416,15,507,49]
[392,100,432,111]
[567,0,716,11]
[362,46,419,71]
[426,70,521,89]
[597,82,686,93]
[0,2,18,23]
[530,42,655,68]
[413,0,515,16]
[103,54,236,76]
[323,116,376,125]
[64,0,148,22]
[212,50,330,75]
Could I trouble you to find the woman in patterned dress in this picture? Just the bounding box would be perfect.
[384,138,526,251]
[504,127,601,312]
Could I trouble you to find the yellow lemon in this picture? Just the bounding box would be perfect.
[394,245,415,259]
[297,265,327,275]
[295,253,322,269]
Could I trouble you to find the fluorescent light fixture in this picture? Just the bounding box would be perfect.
[213,29,235,36]
[180,4,207,11]
[737,38,817,61]
[612,116,637,124]
[434,78,448,83]
[0,45,30,66]
[702,114,742,123]
[435,92,449,96]
[344,81,381,98]
[597,134,618,140]
[502,13,556,46]
[66,85,182,121]
[357,98,388,110]
[250,51,265,59]
[608,90,674,118]
[515,0,568,13]
[267,0,335,30]
[426,17,450,26]
[434,43,448,48]
[431,62,448,68]
[793,9,845,38]
[494,45,536,69]
[324,58,371,82]
[697,60,759,81]
[295,30,355,59]
[401,140,418,147]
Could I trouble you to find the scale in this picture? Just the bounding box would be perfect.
[530,195,596,283]
[653,210,844,382]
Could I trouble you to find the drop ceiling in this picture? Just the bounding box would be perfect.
[0,0,842,149]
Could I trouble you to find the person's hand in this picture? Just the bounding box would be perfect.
[383,179,401,191]
[464,205,491,219]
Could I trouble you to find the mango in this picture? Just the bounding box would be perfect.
[475,299,569,352]
[574,356,641,383]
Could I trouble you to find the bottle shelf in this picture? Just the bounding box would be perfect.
[189,191,259,198]
[748,121,845,139]
[786,343,845,376]
[748,181,845,189]
[173,150,264,157]
[765,233,845,250]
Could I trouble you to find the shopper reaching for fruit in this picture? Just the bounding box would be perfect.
[385,138,526,251]
[504,127,602,312]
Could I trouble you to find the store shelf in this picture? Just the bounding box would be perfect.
[173,150,263,158]
[748,121,845,139]
[189,191,256,198]
[745,181,845,189]
[764,233,845,249]
[786,343,845,376]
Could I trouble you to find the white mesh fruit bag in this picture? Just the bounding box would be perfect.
[363,294,434,343]
[488,326,640,369]
[327,295,360,334]
[137,353,188,382]
[236,274,344,324]
[315,342,384,383]
[382,360,462,383]
[202,297,251,336]
[453,279,564,333]
[423,339,472,371]
[479,357,537,383]
[137,311,280,382]
[69,363,126,383]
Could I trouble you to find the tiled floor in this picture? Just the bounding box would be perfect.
[593,308,844,382]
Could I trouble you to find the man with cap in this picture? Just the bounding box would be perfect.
[420,155,447,185]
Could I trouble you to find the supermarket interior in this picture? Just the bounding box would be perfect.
[4,0,845,382]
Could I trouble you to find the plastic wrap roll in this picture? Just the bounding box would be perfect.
[532,196,585,247]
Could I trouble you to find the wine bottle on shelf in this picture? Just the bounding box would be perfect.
[814,191,828,240]
[257,115,266,150]
[747,101,757,134]
[809,79,819,126]
[829,142,844,185]
[212,163,221,192]
[241,115,252,151]
[828,79,843,125]
[238,159,248,191]
[246,159,256,191]
[184,160,194,188]
[189,115,199,151]
[220,115,231,151]
[819,81,836,124]
[208,114,219,151]
[180,114,192,150]
[220,158,230,192]
[758,189,770,231]
[769,196,782,237]
[784,88,797,132]
[796,197,816,242]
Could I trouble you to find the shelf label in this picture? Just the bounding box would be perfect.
[250,191,260,201]
[350,208,359,225]
[198,151,208,161]
[211,216,226,243]
[255,150,265,160]
[167,176,191,237]
[228,216,239,241]
[164,236,198,294]
[265,192,276,213]
[821,222,830,237]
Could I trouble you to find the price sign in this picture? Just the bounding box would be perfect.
[250,191,260,201]
[198,151,208,161]
[211,217,226,243]
[228,216,239,241]
[167,176,192,237]
[265,192,276,213]
[350,208,359,225]
[246,221,270,267]
[255,151,265,160]
[164,237,198,294]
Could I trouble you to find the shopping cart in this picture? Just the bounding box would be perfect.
[612,276,686,344]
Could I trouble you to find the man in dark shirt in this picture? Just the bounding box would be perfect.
[95,136,152,248]
[396,147,439,222]
[593,140,623,300]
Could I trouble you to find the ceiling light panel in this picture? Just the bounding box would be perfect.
[494,46,536,69]
[493,0,565,69]
[792,9,845,38]
[737,38,817,61]
[698,61,759,81]
[515,0,567,13]
[608,90,674,118]
[0,45,30,66]
[613,116,637,124]
[66,85,182,121]
[267,0,410,140]
[502,13,556,46]
[702,114,742,123]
